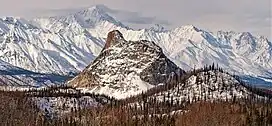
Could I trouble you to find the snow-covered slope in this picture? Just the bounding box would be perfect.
[34,96,100,116]
[68,30,184,99]
[0,5,270,85]
[120,27,272,78]
[0,59,68,87]
[147,69,265,104]
[0,16,102,75]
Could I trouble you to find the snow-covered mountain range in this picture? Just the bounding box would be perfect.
[0,5,271,87]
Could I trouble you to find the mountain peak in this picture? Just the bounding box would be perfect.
[105,30,125,49]
[0,17,26,25]
[77,5,110,20]
[172,25,201,35]
[85,5,107,15]
[33,4,128,30]
[76,5,127,28]
[181,25,199,31]
[149,24,167,32]
[91,4,110,12]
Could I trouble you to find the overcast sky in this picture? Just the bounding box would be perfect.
[0,0,271,38]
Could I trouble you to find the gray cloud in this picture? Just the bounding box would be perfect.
[0,0,270,38]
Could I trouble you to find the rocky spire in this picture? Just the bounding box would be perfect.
[68,30,185,99]
[104,30,125,49]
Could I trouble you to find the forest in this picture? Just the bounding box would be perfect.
[0,65,271,126]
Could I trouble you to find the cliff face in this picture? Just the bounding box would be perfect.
[68,30,184,99]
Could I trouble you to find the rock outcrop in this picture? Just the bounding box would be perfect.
[68,30,185,99]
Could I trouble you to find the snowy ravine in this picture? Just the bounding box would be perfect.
[68,30,184,99]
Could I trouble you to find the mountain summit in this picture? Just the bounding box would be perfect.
[104,30,125,50]
[68,30,184,99]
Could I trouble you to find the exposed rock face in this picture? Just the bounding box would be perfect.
[68,30,185,99]
[104,30,124,49]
